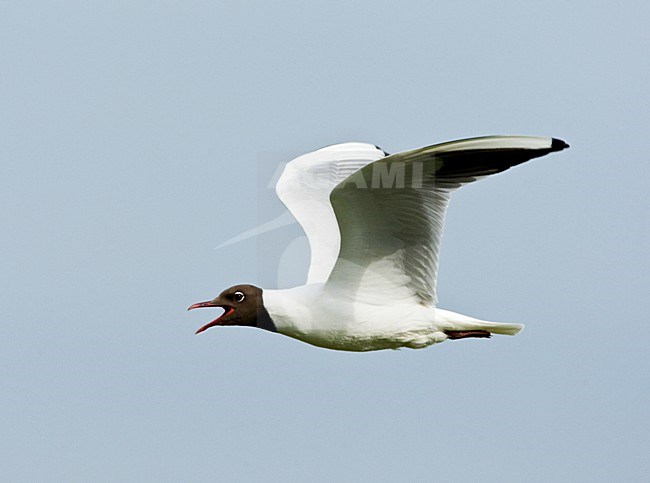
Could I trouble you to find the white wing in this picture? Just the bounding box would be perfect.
[326,136,569,306]
[276,142,387,284]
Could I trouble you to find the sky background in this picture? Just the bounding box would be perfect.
[1,1,649,481]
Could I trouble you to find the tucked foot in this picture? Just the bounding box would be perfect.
[445,330,491,340]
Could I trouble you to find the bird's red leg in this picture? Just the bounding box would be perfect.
[445,330,491,340]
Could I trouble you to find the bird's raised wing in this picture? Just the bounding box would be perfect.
[325,136,569,306]
[276,142,387,284]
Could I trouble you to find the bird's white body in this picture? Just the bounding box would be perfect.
[264,284,522,351]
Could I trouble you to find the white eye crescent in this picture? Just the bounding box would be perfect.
[233,291,245,303]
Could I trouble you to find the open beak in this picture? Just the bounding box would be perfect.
[187,301,235,334]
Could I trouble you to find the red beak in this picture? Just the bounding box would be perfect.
[187,301,219,311]
[188,301,235,334]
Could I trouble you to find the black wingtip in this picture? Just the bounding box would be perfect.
[551,138,570,151]
[374,145,390,156]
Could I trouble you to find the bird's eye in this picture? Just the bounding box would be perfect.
[233,291,245,303]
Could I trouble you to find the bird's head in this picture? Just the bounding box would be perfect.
[188,284,276,334]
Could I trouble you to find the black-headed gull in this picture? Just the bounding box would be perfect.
[189,136,569,351]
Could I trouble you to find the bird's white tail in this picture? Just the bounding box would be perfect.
[436,309,524,336]
[470,321,524,336]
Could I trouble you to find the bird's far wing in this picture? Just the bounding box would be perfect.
[276,143,387,284]
[326,135,569,306]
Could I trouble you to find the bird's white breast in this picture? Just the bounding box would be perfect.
[262,285,448,351]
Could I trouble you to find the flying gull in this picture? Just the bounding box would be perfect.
[189,135,569,351]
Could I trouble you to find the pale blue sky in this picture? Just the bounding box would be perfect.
[1,1,649,481]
